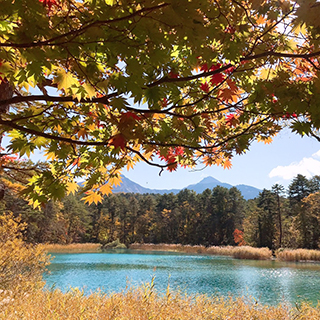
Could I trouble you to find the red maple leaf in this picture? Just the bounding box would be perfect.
[200,82,210,93]
[209,63,221,71]
[174,146,184,156]
[225,66,236,74]
[39,0,57,10]
[161,97,168,108]
[168,71,179,78]
[109,134,126,150]
[210,73,225,85]
[200,63,209,72]
[120,111,141,122]
[225,113,238,127]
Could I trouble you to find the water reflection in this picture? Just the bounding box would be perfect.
[45,251,320,305]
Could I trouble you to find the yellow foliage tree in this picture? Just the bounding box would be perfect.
[0,213,50,292]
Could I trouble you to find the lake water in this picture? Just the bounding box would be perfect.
[44,250,320,305]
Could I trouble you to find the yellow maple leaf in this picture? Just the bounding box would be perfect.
[99,183,113,195]
[66,181,79,195]
[81,191,103,205]
[53,68,78,92]
[142,150,154,161]
[86,123,96,131]
[260,67,276,80]
[45,152,56,161]
[109,175,122,188]
[54,125,62,134]
[83,83,96,99]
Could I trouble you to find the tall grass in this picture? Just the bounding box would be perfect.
[44,243,320,262]
[129,243,273,260]
[1,284,319,319]
[43,243,102,253]
[276,249,320,262]
[232,246,273,260]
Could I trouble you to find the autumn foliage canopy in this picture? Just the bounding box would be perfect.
[0,0,320,205]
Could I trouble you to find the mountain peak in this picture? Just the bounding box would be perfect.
[198,176,221,184]
[113,175,261,200]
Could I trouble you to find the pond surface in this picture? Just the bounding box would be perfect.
[44,250,320,305]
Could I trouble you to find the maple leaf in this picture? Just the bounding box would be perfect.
[109,175,122,188]
[66,181,79,195]
[174,146,184,156]
[263,136,273,144]
[71,157,80,167]
[109,134,126,150]
[200,63,209,72]
[77,128,88,139]
[120,111,141,122]
[225,114,239,127]
[225,66,236,74]
[39,0,57,10]
[200,82,210,93]
[223,159,232,169]
[53,68,78,92]
[161,97,168,107]
[167,162,178,172]
[256,15,267,25]
[257,136,273,144]
[219,88,238,103]
[81,190,103,205]
[168,71,179,78]
[210,73,225,85]
[99,183,113,195]
[209,63,221,71]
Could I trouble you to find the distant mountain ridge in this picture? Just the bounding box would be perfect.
[113,175,261,200]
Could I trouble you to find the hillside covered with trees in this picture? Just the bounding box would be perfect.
[2,174,320,251]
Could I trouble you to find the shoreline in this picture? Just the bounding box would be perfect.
[42,242,320,263]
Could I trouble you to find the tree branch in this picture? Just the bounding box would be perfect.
[0,3,170,48]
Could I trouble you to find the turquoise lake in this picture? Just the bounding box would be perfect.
[44,251,320,305]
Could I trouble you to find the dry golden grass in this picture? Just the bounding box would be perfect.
[1,285,319,320]
[232,246,273,260]
[43,243,102,253]
[44,243,320,262]
[276,249,320,262]
[129,243,273,260]
[206,245,238,256]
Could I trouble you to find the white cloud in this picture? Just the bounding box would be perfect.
[312,150,320,159]
[269,151,320,180]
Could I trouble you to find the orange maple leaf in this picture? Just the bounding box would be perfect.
[223,159,232,169]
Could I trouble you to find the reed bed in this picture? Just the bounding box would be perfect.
[206,245,237,256]
[232,246,273,260]
[129,243,273,260]
[276,249,320,262]
[1,285,319,320]
[43,243,102,253]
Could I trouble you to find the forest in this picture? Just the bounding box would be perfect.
[2,173,320,251]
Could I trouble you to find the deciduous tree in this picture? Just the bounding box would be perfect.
[2,0,320,204]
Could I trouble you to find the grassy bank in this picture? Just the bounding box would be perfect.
[1,285,319,319]
[129,243,273,260]
[43,242,320,263]
[276,249,320,262]
[43,243,102,253]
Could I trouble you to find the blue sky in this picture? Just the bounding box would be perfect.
[125,129,320,191]
[4,128,320,192]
